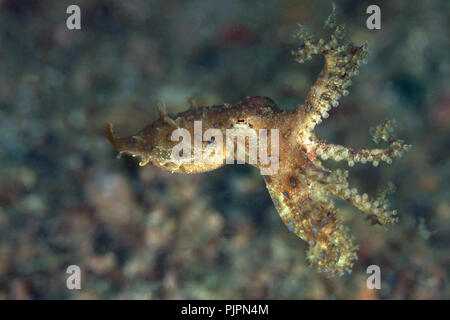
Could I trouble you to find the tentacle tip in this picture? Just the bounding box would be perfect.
[139,159,150,167]
[106,122,128,152]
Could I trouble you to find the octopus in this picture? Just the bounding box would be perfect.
[107,8,410,277]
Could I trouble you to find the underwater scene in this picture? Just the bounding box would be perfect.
[0,0,448,299]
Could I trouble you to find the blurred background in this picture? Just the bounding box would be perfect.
[0,0,448,299]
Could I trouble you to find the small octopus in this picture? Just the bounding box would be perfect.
[107,8,410,277]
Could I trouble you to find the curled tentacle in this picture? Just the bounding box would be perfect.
[292,8,369,142]
[324,169,399,228]
[313,120,412,167]
[264,170,358,277]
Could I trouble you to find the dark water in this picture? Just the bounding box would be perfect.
[0,0,448,299]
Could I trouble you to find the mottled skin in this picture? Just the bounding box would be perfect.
[108,96,288,173]
[107,10,410,276]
